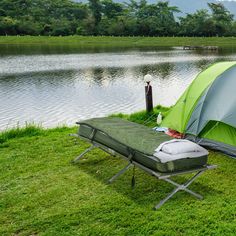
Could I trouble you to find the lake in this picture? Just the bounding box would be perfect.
[0,45,236,130]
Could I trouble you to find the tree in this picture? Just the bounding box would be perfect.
[101,0,123,19]
[232,21,236,36]
[0,0,89,36]
[0,16,18,35]
[179,10,215,36]
[0,0,235,37]
[208,3,234,36]
[79,16,96,36]
[129,1,179,36]
[155,2,180,35]
[88,0,102,25]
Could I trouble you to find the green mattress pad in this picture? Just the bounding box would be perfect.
[78,117,173,156]
[77,117,208,173]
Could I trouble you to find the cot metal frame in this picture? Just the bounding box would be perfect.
[70,133,217,210]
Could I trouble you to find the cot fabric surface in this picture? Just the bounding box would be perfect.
[78,117,208,172]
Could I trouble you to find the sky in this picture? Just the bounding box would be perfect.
[76,0,236,18]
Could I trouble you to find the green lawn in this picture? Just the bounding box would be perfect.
[0,117,236,235]
[0,36,236,48]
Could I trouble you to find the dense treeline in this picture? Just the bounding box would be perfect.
[0,0,236,37]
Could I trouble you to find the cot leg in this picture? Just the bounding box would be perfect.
[180,171,204,199]
[108,163,133,184]
[154,170,205,210]
[184,188,203,200]
[72,145,96,164]
[154,187,180,210]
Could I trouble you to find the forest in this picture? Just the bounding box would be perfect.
[0,0,236,37]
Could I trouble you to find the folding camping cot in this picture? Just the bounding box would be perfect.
[71,117,216,210]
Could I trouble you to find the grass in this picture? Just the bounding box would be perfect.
[0,124,43,144]
[0,36,236,48]
[0,112,236,235]
[110,105,170,126]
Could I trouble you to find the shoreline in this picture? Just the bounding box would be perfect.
[0,106,169,143]
[0,36,236,48]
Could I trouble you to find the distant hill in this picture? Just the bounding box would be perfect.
[75,0,236,18]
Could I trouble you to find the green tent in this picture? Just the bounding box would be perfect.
[162,61,236,156]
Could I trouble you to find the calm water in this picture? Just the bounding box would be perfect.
[0,45,236,130]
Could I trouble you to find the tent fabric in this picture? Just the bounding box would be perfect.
[186,134,236,157]
[162,61,236,133]
[202,122,236,147]
[161,61,236,156]
[186,66,236,135]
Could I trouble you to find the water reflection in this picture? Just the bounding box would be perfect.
[0,44,174,56]
[0,47,236,130]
